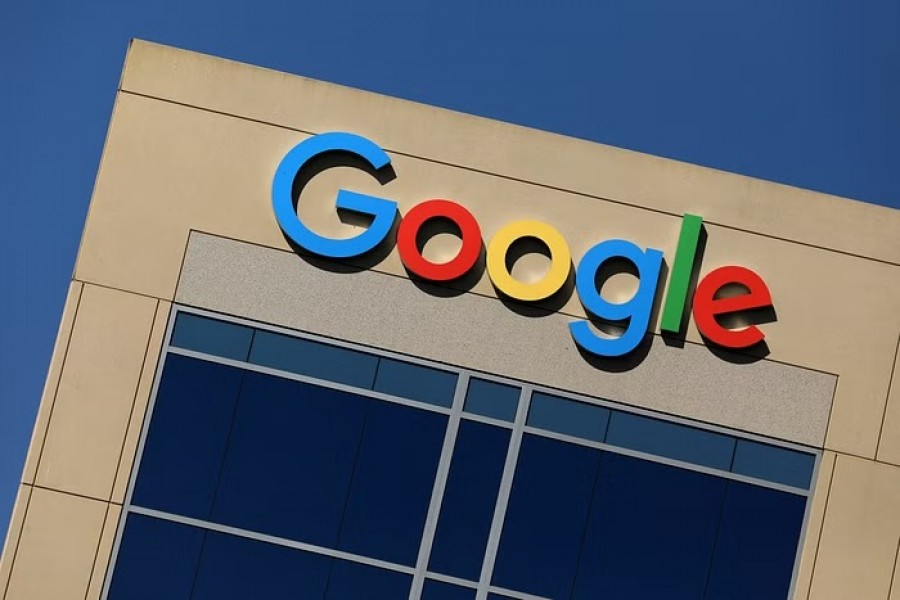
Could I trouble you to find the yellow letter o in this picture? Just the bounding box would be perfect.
[486,220,572,302]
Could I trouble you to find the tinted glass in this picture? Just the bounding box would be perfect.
[336,399,447,565]
[492,434,601,598]
[705,482,806,600]
[572,453,726,599]
[249,330,379,389]
[132,355,243,518]
[464,378,520,422]
[107,514,205,600]
[211,373,367,547]
[732,439,816,489]
[373,358,457,407]
[170,313,254,361]
[605,411,735,470]
[430,421,511,579]
[422,580,477,599]
[527,392,609,441]
[191,532,330,599]
[324,561,411,599]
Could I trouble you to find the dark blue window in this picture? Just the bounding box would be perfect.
[191,532,331,599]
[704,482,806,600]
[170,313,255,361]
[605,411,736,470]
[572,454,727,599]
[336,399,447,565]
[120,326,813,600]
[430,421,510,580]
[492,434,601,599]
[107,515,205,600]
[422,580,476,599]
[249,330,379,389]
[132,355,243,518]
[373,358,458,407]
[732,440,816,489]
[211,373,367,548]
[324,561,411,599]
[464,378,519,422]
[527,392,609,441]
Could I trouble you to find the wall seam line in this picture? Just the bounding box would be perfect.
[804,454,839,600]
[117,89,900,268]
[0,483,35,600]
[887,536,900,600]
[28,282,85,485]
[83,502,113,600]
[875,333,900,460]
[71,278,168,303]
[27,484,119,507]
[107,299,163,502]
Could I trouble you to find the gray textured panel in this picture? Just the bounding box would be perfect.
[176,232,835,446]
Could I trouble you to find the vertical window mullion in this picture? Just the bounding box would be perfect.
[475,385,532,600]
[409,373,470,599]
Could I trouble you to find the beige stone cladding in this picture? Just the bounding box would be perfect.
[0,40,898,599]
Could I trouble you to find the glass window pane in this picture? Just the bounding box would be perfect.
[170,313,254,361]
[249,330,378,389]
[324,561,411,599]
[705,482,806,600]
[423,580,476,600]
[430,421,511,580]
[492,434,601,599]
[107,514,205,600]
[191,531,330,599]
[732,440,816,489]
[337,400,447,566]
[211,373,367,548]
[464,378,519,422]
[527,392,609,441]
[132,355,243,518]
[605,411,735,470]
[373,358,457,408]
[572,453,727,599]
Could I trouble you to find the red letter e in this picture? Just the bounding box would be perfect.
[693,266,772,349]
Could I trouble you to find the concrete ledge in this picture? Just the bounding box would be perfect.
[176,232,836,446]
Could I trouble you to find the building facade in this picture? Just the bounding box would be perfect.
[0,40,899,599]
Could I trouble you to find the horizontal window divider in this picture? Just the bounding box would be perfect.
[461,412,517,430]
[165,347,454,416]
[127,505,417,576]
[521,426,810,496]
[487,584,554,600]
[424,572,479,589]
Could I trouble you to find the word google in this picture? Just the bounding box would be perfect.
[272,132,774,359]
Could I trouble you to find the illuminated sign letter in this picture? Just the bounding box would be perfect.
[396,199,482,281]
[660,214,703,334]
[570,239,664,357]
[486,220,572,302]
[692,265,773,348]
[271,132,398,258]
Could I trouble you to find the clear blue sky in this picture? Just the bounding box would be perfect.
[1,0,898,542]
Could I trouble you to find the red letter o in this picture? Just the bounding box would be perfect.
[396,199,482,281]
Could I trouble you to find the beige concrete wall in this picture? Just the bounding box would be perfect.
[2,40,899,599]
[0,282,170,599]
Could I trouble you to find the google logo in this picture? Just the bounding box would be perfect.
[273,133,773,359]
